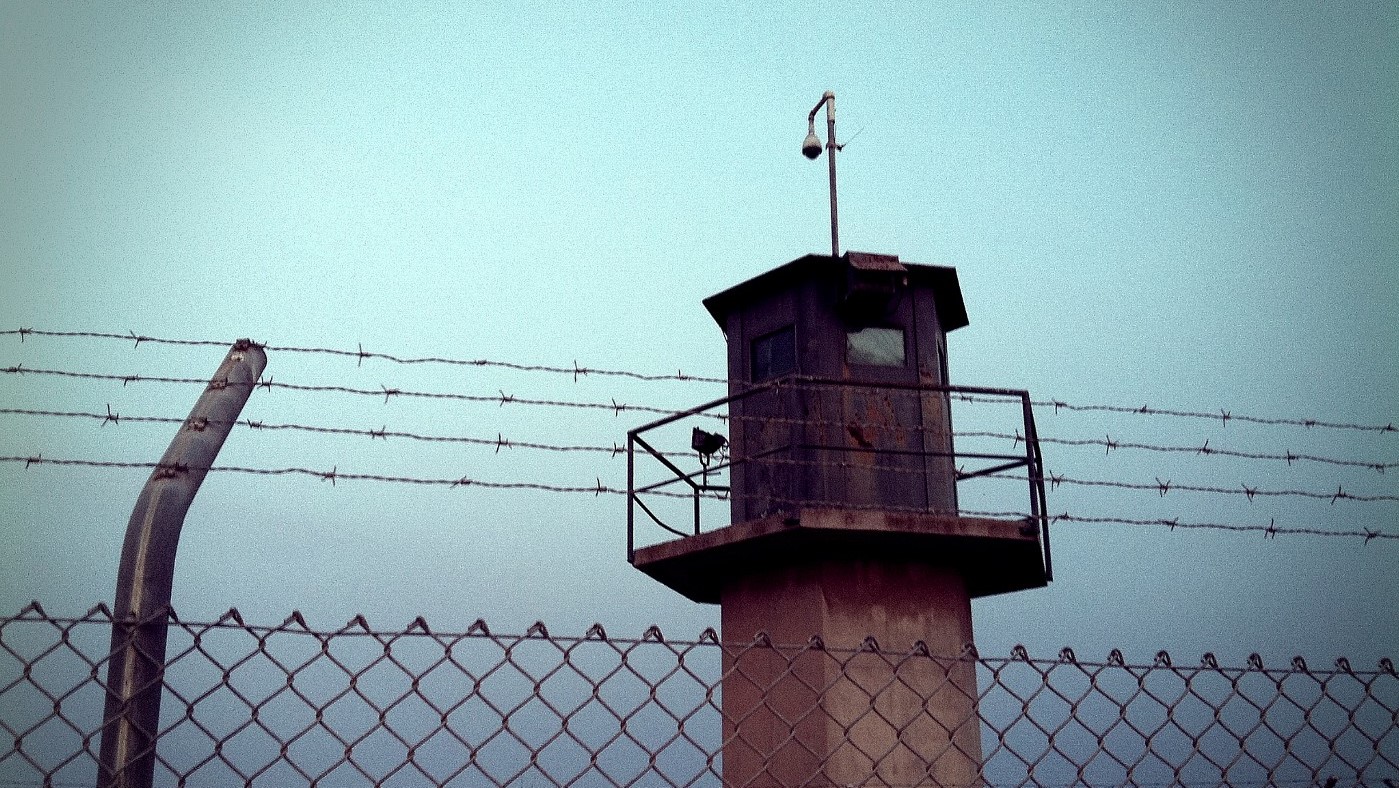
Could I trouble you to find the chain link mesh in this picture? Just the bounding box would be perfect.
[2,604,1394,787]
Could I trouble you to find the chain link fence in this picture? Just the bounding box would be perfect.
[2,603,1395,787]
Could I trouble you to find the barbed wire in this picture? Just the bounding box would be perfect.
[710,453,1399,504]
[5,455,1394,543]
[0,407,633,457]
[5,327,1395,434]
[1022,472,1398,504]
[959,393,1396,434]
[0,454,626,496]
[0,365,711,419]
[0,327,725,383]
[1047,512,1396,543]
[757,495,1396,543]
[961,431,1396,473]
[15,406,1394,479]
[10,407,1395,497]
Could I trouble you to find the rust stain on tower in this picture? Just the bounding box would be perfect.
[626,252,1051,787]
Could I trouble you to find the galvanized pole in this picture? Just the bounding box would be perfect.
[803,90,839,257]
[823,92,839,258]
[96,339,267,788]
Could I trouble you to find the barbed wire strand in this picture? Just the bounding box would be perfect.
[0,365,709,419]
[0,328,725,383]
[0,407,632,457]
[0,455,625,496]
[1016,472,1398,504]
[6,366,1396,479]
[761,495,1396,543]
[960,431,1395,473]
[712,452,1399,504]
[1048,512,1396,543]
[10,407,1393,476]
[5,400,1393,481]
[5,328,1395,434]
[5,455,1394,544]
[955,392,1396,434]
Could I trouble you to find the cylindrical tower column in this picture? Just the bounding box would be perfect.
[721,558,981,787]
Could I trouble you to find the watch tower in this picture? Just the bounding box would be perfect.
[627,251,1051,787]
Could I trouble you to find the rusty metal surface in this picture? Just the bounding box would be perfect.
[701,255,969,333]
[2,604,1395,787]
[846,251,907,272]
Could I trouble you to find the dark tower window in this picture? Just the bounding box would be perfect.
[751,326,796,381]
[847,326,905,367]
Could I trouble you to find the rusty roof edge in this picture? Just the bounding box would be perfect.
[846,250,906,271]
[701,253,969,332]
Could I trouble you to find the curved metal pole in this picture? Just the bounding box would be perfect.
[97,339,267,788]
[807,90,839,257]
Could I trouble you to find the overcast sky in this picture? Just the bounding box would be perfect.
[2,3,1395,666]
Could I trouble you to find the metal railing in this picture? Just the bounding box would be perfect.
[4,604,1394,787]
[626,378,1050,577]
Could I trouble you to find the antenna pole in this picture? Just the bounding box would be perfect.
[824,93,838,258]
[807,91,839,257]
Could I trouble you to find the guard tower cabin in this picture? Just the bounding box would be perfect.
[705,251,966,521]
[628,251,1050,787]
[632,251,1047,604]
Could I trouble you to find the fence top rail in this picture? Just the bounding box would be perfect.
[4,603,1394,675]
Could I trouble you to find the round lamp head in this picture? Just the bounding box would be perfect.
[801,132,823,159]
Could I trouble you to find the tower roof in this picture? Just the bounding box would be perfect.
[702,253,969,332]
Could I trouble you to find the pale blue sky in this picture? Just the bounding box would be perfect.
[2,3,1395,663]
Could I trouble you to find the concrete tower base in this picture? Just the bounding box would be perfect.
[632,507,1046,787]
[722,560,981,787]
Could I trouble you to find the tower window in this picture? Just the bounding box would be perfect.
[752,326,796,381]
[847,326,905,367]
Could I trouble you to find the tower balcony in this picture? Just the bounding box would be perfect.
[626,376,1052,603]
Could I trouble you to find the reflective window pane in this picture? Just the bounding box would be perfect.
[847,327,905,367]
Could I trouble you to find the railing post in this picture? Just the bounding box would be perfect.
[627,432,635,564]
[1022,395,1053,582]
[1021,395,1037,522]
[96,340,267,788]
